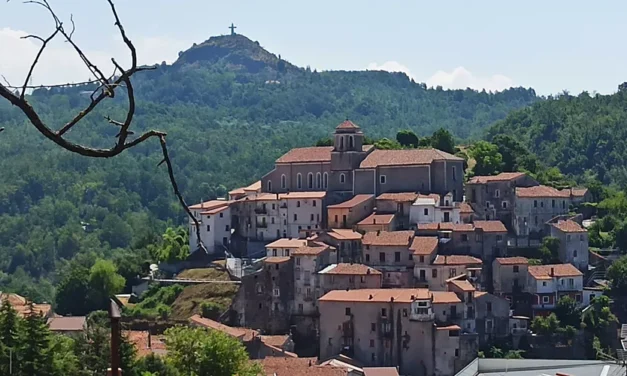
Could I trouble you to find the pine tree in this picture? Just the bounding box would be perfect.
[20,303,52,376]
[0,299,21,375]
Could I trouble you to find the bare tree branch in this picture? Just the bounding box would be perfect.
[21,27,61,99]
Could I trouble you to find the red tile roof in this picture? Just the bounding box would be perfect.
[276,146,333,163]
[362,231,414,246]
[265,257,291,264]
[327,229,363,241]
[433,255,482,265]
[376,192,420,202]
[320,288,431,303]
[259,357,348,376]
[125,331,168,357]
[358,213,395,226]
[321,263,382,275]
[552,220,586,233]
[436,325,462,331]
[431,291,462,304]
[468,172,527,184]
[416,222,474,232]
[447,279,476,292]
[409,237,439,255]
[266,238,308,248]
[570,188,589,197]
[201,205,229,215]
[280,192,327,199]
[244,180,262,191]
[189,200,231,210]
[516,185,571,198]
[328,194,373,209]
[189,315,258,341]
[458,202,474,214]
[292,244,331,256]
[495,257,529,265]
[0,293,51,318]
[336,120,361,130]
[259,334,290,348]
[359,148,463,168]
[363,368,401,376]
[47,316,86,332]
[474,220,508,233]
[528,264,583,279]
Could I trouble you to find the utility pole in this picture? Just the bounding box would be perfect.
[108,299,122,376]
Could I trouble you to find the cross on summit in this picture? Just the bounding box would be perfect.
[229,23,237,35]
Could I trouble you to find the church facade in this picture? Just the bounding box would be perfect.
[261,120,464,203]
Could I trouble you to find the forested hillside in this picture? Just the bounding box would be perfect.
[0,33,538,301]
[487,87,627,187]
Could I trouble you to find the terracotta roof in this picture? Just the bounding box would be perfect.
[319,288,431,303]
[363,368,401,376]
[328,194,373,209]
[474,220,508,233]
[320,263,382,275]
[189,315,258,341]
[436,325,462,331]
[200,205,229,215]
[433,255,482,265]
[276,146,333,163]
[266,238,308,248]
[495,257,529,265]
[528,264,583,280]
[458,202,474,214]
[280,192,326,199]
[47,316,86,332]
[376,192,419,202]
[244,180,262,191]
[359,148,463,168]
[259,357,348,376]
[0,293,52,318]
[189,199,230,210]
[327,229,363,241]
[516,185,571,198]
[265,257,291,264]
[362,231,414,246]
[409,237,439,255]
[447,279,476,292]
[292,244,331,256]
[336,120,361,130]
[431,291,462,304]
[474,291,488,298]
[416,222,474,232]
[552,220,586,233]
[228,187,246,195]
[468,172,527,184]
[125,330,167,357]
[358,213,395,226]
[260,334,290,348]
[570,188,589,197]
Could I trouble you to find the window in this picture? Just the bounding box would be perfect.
[340,173,346,184]
[379,253,386,262]
[575,294,581,302]
[496,235,503,241]
[256,284,263,294]
[494,189,500,198]
[541,201,544,208]
[296,258,300,266]
[206,225,210,232]
[419,256,425,263]
[371,353,375,361]
[334,215,338,224]
[449,268,457,278]
[403,309,408,317]
[432,269,437,278]
[455,349,459,357]
[542,296,550,304]
[573,250,578,258]
[361,276,366,283]
[534,200,538,208]
[220,212,224,218]
[298,304,304,313]
[567,235,571,241]
[371,323,376,332]
[273,288,280,297]
[272,249,277,256]
[316,173,322,189]
[542,281,547,286]
[568,278,574,287]
[513,265,519,273]
[395,252,401,262]
[308,173,313,189]
[323,173,329,189]
[552,199,555,208]
[281,174,286,189]
[380,175,387,184]
[274,302,279,311]
[534,216,538,225]
[297,201,301,208]
[562,200,566,209]
[349,136,354,149]
[271,217,275,224]
[340,137,344,149]
[297,173,302,189]
[461,234,468,242]
[424,208,429,216]
[452,166,457,181]
[485,201,491,208]
[294,214,297,221]
[225,225,230,231]
[365,254,370,262]
[487,302,492,312]
[313,200,317,207]
[345,307,351,316]
[267,180,272,192]
[502,201,508,209]
[284,250,290,256]
[381,308,387,317]
[370,339,375,347]
[580,234,584,241]
[310,214,314,221]
[408,253,413,261]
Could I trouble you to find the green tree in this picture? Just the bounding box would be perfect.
[55,263,91,315]
[314,137,333,146]
[20,308,52,376]
[149,227,190,264]
[164,326,262,376]
[607,255,627,295]
[88,259,126,311]
[136,353,180,376]
[539,237,560,264]
[49,335,81,376]
[373,138,402,150]
[396,130,419,148]
[531,313,560,336]
[555,296,581,328]
[470,141,503,176]
[0,300,20,375]
[612,220,627,252]
[430,128,456,154]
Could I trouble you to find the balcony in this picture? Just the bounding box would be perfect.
[304,294,314,302]
[256,222,268,228]
[342,321,354,337]
[410,312,435,322]
[380,320,393,338]
[255,207,267,214]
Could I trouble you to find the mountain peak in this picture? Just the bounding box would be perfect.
[174,33,298,74]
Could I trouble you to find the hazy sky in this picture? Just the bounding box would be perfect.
[1,0,626,94]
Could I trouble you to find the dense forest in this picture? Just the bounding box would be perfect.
[0,34,539,301]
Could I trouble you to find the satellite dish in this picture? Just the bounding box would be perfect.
[149,264,158,272]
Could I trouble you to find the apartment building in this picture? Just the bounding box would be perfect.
[312,229,363,263]
[526,264,584,316]
[328,194,375,229]
[265,238,308,257]
[492,257,529,298]
[513,185,572,238]
[362,231,415,288]
[318,263,382,294]
[409,192,461,226]
[188,199,233,254]
[356,213,396,232]
[549,220,589,271]
[421,255,483,291]
[292,243,335,316]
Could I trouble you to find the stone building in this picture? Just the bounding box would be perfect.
[327,194,375,228]
[375,192,420,229]
[362,231,415,287]
[312,229,363,263]
[548,220,589,271]
[492,257,529,298]
[465,172,538,228]
[265,238,307,257]
[292,243,335,316]
[356,213,396,232]
[419,255,483,291]
[318,263,382,294]
[513,185,572,239]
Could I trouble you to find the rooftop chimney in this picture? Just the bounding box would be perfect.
[550,267,555,277]
[390,297,394,302]
[373,218,377,224]
[147,331,152,349]
[369,294,373,300]
[377,230,381,236]
[411,295,415,300]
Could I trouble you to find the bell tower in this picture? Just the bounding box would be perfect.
[330,120,370,193]
[333,120,364,152]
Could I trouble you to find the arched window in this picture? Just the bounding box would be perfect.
[340,173,346,184]
[316,173,322,189]
[349,136,354,149]
[267,180,272,192]
[323,172,328,189]
[297,173,302,189]
[308,173,314,189]
[281,174,287,189]
[340,137,344,150]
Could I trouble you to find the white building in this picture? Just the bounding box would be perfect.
[188,199,233,254]
[526,264,583,315]
[549,219,589,271]
[409,192,461,226]
[513,185,572,237]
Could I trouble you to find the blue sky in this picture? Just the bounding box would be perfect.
[1,0,626,94]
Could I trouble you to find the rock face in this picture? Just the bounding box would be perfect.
[174,34,299,74]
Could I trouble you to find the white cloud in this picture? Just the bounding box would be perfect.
[366,61,415,80]
[0,27,190,87]
[426,66,514,92]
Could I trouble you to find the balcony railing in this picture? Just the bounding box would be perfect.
[256,222,268,228]
[254,207,267,214]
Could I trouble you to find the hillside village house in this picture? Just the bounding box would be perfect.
[311,229,363,263]
[327,194,375,228]
[408,192,461,226]
[526,264,583,316]
[318,263,382,294]
[265,238,308,257]
[492,257,529,298]
[375,192,421,229]
[188,199,233,254]
[356,213,396,232]
[362,231,415,288]
[421,255,483,291]
[261,120,465,202]
[548,219,589,271]
[292,243,335,316]
[513,185,573,239]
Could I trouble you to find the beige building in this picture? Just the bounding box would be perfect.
[356,213,396,232]
[549,219,589,271]
[492,257,529,297]
[327,194,375,228]
[418,255,483,291]
[292,243,335,316]
[362,231,415,287]
[410,236,439,287]
[375,192,420,229]
[318,288,469,376]
[318,263,382,294]
[265,238,308,257]
[513,185,572,238]
[312,229,363,263]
